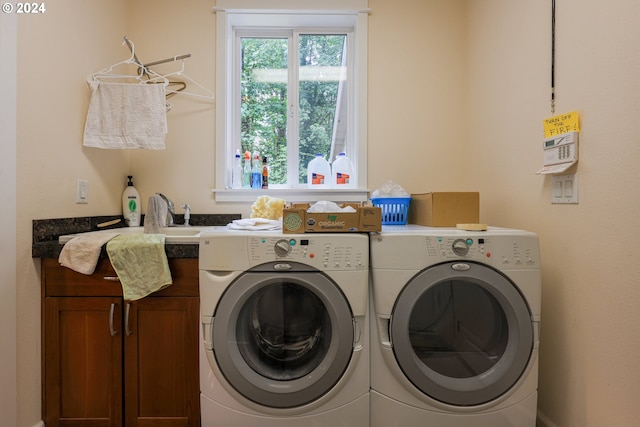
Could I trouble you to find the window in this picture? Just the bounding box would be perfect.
[240,33,347,187]
[214,0,369,202]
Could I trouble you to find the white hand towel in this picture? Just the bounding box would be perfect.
[227,218,282,231]
[58,232,121,275]
[83,81,168,149]
[144,194,168,234]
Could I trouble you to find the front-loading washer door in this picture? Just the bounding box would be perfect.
[390,261,533,407]
[211,263,354,408]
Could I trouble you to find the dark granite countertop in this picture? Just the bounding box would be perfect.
[32,213,241,259]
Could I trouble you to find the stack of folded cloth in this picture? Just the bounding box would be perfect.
[227,218,282,231]
[226,195,284,230]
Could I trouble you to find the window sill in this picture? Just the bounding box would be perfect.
[212,188,370,203]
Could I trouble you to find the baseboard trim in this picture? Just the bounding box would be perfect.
[31,421,44,427]
[537,410,559,427]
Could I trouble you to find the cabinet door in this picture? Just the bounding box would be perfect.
[124,297,200,427]
[44,297,123,427]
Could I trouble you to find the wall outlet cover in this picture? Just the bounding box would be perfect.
[551,174,578,204]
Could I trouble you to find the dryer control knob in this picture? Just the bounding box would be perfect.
[452,239,470,256]
[274,239,292,256]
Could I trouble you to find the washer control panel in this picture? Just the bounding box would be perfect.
[248,235,369,270]
[200,232,369,271]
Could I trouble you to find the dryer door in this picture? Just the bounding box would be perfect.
[211,263,354,408]
[390,261,533,406]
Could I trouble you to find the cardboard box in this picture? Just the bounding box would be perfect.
[408,192,479,227]
[282,203,382,233]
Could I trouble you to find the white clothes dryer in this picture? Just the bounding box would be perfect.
[369,225,541,427]
[198,229,369,427]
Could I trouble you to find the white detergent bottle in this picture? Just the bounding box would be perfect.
[232,149,243,189]
[332,152,356,189]
[307,154,332,188]
[122,175,141,226]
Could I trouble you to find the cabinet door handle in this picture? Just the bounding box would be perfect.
[109,303,118,336]
[125,303,133,336]
[103,276,120,282]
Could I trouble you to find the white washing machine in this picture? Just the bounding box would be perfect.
[198,229,369,426]
[369,225,541,427]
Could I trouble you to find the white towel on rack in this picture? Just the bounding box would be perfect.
[83,81,168,149]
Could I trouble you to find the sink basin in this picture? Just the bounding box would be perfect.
[58,225,224,244]
[158,227,202,236]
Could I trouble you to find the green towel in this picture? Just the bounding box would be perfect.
[106,234,172,301]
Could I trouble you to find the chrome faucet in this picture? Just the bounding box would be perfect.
[182,203,191,227]
[156,193,175,226]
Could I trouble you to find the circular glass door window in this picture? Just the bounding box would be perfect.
[409,280,508,379]
[391,262,533,406]
[238,282,331,381]
[211,267,354,408]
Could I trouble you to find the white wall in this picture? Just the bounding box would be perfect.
[466,0,640,426]
[14,0,640,425]
[367,0,469,193]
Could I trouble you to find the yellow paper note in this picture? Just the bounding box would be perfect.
[543,111,580,138]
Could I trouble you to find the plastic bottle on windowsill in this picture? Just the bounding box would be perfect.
[251,150,262,190]
[332,152,355,189]
[231,149,243,189]
[261,156,269,189]
[243,151,251,189]
[307,154,332,189]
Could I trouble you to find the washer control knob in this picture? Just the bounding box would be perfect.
[274,239,292,256]
[452,239,470,256]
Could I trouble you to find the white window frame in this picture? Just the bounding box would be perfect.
[213,0,369,202]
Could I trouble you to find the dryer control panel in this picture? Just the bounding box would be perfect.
[424,235,539,267]
[370,229,540,271]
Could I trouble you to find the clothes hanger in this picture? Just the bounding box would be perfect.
[88,39,144,82]
[169,68,215,100]
[165,81,187,99]
[88,38,168,86]
[146,58,215,101]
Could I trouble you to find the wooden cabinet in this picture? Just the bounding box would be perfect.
[42,258,200,427]
[44,296,123,426]
[124,296,199,427]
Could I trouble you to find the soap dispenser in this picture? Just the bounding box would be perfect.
[122,175,141,226]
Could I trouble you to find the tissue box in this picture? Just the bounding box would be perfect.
[408,192,479,227]
[282,203,382,234]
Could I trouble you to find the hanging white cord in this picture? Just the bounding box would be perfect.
[551,0,556,114]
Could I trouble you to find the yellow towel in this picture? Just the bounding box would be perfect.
[106,234,173,301]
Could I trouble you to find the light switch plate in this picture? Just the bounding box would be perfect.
[76,179,88,204]
[551,173,578,204]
